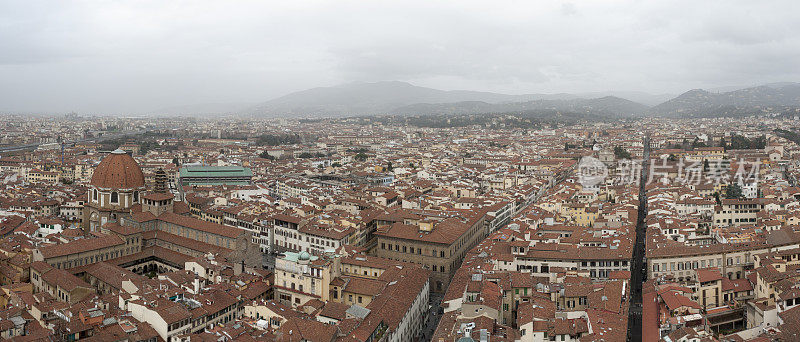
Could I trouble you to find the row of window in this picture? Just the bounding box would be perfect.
[55,249,126,269]
[380,242,446,258]
[580,260,627,267]
[652,255,749,272]
[715,217,756,224]
[518,265,550,273]
[92,189,140,204]
[590,269,615,278]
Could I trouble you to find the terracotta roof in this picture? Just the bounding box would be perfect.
[696,267,723,283]
[90,149,145,189]
[103,222,141,236]
[342,277,386,296]
[277,317,337,342]
[157,212,243,239]
[39,234,125,259]
[318,301,349,321]
[142,192,174,201]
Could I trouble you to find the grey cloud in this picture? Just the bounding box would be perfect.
[561,3,578,16]
[0,0,798,114]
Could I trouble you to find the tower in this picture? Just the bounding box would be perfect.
[154,167,168,193]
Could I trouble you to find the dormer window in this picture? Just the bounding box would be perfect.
[93,189,98,202]
[111,191,119,204]
[133,191,139,203]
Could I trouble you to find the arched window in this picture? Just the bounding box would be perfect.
[133,191,139,203]
[111,192,119,204]
[93,189,98,201]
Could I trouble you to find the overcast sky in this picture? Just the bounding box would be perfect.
[1,0,799,114]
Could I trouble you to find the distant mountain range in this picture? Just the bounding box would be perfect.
[650,82,800,117]
[246,81,675,118]
[390,96,650,117]
[176,81,800,119]
[248,81,562,117]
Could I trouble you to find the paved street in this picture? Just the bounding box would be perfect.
[418,293,444,341]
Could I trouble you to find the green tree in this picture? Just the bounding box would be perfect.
[354,153,368,161]
[691,138,706,148]
[255,133,301,146]
[728,135,767,150]
[613,146,632,160]
[725,183,743,199]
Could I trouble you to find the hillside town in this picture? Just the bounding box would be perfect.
[1,114,800,342]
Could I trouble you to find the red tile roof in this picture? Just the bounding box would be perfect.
[90,150,145,189]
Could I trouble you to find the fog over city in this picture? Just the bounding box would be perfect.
[2,0,800,114]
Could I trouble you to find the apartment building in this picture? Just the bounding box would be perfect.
[274,251,339,307]
[30,261,95,304]
[713,198,764,227]
[647,228,800,283]
[373,209,488,292]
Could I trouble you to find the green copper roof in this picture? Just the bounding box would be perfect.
[179,166,253,178]
[179,181,251,186]
[282,251,319,262]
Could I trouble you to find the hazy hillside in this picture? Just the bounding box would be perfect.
[574,91,674,106]
[393,96,649,117]
[249,81,588,116]
[249,81,651,117]
[246,80,800,119]
[651,83,800,117]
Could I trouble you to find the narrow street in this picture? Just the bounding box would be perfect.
[419,293,444,341]
[627,133,650,342]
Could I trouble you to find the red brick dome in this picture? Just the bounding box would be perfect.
[90,149,145,189]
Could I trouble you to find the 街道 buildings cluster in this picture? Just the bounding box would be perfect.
[2,114,800,341]
[639,118,800,341]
